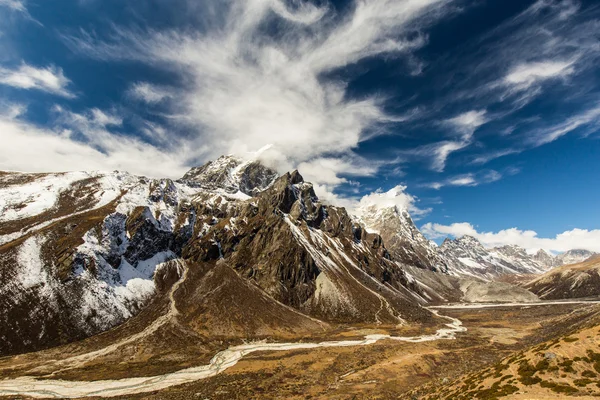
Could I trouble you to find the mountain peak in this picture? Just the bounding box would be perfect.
[456,235,484,248]
[181,155,278,196]
[556,249,597,266]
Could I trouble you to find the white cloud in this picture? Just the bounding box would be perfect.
[128,82,171,104]
[0,0,26,12]
[445,110,488,134]
[61,0,455,186]
[297,157,378,186]
[409,110,488,172]
[528,103,600,146]
[504,60,575,90]
[447,174,476,186]
[357,185,431,218]
[423,169,504,190]
[421,222,600,253]
[0,105,190,178]
[0,64,74,98]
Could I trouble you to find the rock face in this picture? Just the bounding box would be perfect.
[357,205,448,273]
[525,256,600,300]
[533,249,556,270]
[0,160,433,356]
[439,236,545,280]
[0,172,195,355]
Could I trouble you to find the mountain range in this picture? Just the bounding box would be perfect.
[0,156,596,357]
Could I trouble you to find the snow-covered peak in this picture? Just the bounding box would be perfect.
[439,235,545,280]
[355,202,447,272]
[556,249,597,267]
[181,155,278,196]
[441,235,485,253]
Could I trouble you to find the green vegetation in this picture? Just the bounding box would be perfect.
[586,350,600,373]
[539,380,578,394]
[559,359,575,373]
[573,378,593,387]
[517,360,548,385]
[563,337,579,343]
[581,370,597,378]
[470,382,519,400]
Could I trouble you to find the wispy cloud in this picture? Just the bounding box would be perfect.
[421,221,600,253]
[127,82,171,104]
[0,63,75,98]
[422,169,507,190]
[61,0,457,189]
[527,103,600,146]
[472,103,600,164]
[406,110,488,172]
[0,0,26,12]
[0,0,42,26]
[503,60,575,90]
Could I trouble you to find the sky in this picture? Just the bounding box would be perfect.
[1,0,600,253]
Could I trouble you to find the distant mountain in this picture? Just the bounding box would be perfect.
[555,249,597,267]
[533,249,555,269]
[439,236,546,280]
[525,255,600,299]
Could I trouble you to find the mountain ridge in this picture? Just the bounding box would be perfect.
[0,156,595,356]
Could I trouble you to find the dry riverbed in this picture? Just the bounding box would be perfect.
[2,302,599,399]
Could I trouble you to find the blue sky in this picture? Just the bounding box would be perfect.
[1,0,600,252]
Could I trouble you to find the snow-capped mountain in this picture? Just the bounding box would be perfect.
[0,158,433,356]
[357,204,448,272]
[181,155,278,196]
[439,236,546,280]
[555,249,596,267]
[2,155,596,356]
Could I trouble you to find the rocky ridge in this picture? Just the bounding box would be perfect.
[438,236,546,281]
[0,157,433,356]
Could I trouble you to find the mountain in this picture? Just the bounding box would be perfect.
[181,155,278,196]
[439,236,546,280]
[356,204,448,272]
[533,249,555,269]
[525,255,600,299]
[555,249,597,267]
[0,158,436,356]
[2,155,596,358]
[0,170,197,355]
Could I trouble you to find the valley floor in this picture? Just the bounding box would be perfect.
[1,301,600,399]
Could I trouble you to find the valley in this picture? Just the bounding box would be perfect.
[1,301,598,399]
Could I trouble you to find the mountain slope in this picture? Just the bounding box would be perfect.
[0,171,196,355]
[0,159,436,356]
[525,255,600,300]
